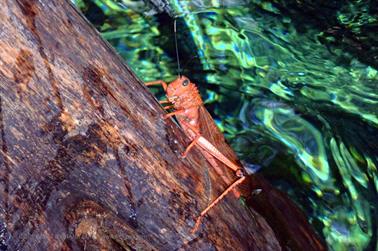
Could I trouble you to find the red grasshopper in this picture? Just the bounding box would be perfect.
[146,76,255,232]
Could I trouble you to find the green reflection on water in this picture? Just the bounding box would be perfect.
[246,100,330,183]
[75,1,377,250]
[73,0,177,82]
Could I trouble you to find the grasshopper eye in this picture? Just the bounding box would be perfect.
[182,79,189,86]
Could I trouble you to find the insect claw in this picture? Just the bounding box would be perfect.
[236,169,244,177]
[191,216,203,234]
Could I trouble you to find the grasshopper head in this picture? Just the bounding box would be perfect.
[166,75,194,104]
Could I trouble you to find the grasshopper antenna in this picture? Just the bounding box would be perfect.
[174,19,181,78]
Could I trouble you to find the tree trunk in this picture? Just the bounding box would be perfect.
[0,0,282,250]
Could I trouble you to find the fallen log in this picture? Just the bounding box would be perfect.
[0,0,282,250]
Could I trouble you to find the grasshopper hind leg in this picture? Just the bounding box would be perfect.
[191,175,246,233]
[191,151,244,233]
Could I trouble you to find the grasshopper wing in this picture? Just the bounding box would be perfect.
[198,105,241,165]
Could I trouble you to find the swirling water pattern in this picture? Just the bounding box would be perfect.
[243,99,375,250]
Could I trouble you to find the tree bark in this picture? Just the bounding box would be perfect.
[0,0,282,250]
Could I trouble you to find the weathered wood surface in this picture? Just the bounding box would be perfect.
[0,0,282,250]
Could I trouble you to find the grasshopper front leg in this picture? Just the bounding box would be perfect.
[146,81,173,110]
[145,80,168,91]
